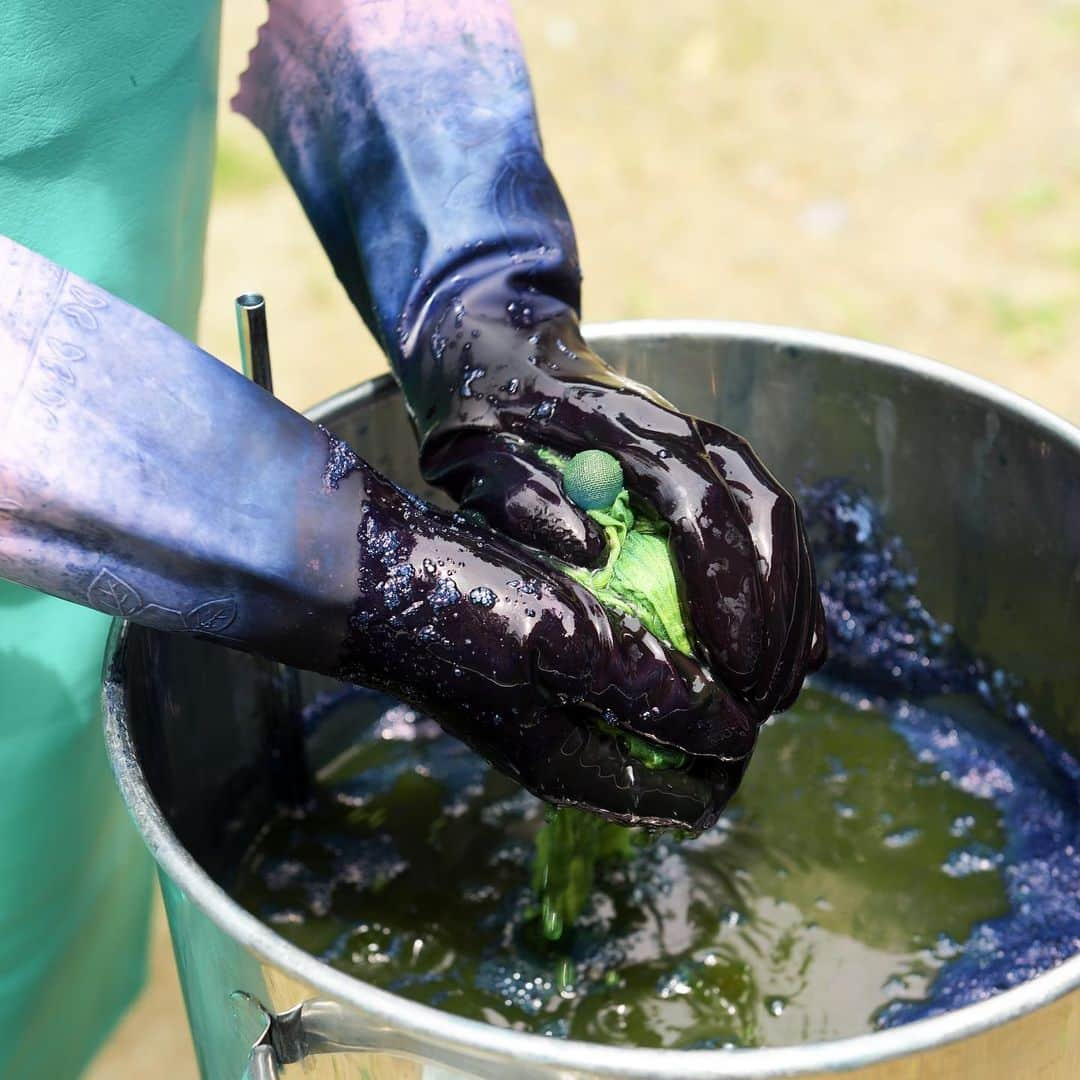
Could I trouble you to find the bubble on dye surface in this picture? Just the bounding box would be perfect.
[477,959,554,1016]
[430,577,461,609]
[883,827,921,849]
[942,845,1003,879]
[469,586,497,608]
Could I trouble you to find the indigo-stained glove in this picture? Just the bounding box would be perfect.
[235,0,827,725]
[0,236,745,829]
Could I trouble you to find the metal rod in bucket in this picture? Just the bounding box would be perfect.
[236,292,274,393]
[236,293,274,395]
[234,291,307,806]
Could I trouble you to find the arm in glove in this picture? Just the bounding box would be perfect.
[0,235,738,829]
[235,0,827,729]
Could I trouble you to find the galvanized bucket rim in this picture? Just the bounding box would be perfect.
[103,320,1080,1078]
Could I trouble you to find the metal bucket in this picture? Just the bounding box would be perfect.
[103,322,1080,1079]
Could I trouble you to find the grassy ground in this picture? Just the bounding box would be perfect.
[89,1,1080,1075]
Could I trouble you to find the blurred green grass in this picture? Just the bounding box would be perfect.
[212,131,277,198]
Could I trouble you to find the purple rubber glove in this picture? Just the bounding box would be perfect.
[235,0,826,728]
[0,235,744,829]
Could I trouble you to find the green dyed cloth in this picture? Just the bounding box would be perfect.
[566,490,693,656]
[532,450,701,948]
[537,449,693,656]
[0,4,220,1076]
[531,807,638,953]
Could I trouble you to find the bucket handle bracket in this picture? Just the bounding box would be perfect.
[237,993,384,1079]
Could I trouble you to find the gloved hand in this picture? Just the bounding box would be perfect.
[0,235,744,829]
[399,290,827,721]
[339,460,755,830]
[236,0,826,729]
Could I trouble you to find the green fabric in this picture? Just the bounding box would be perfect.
[538,448,694,656]
[568,491,694,657]
[531,806,638,955]
[0,4,220,1076]
[531,449,698,950]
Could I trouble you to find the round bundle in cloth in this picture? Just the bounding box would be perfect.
[539,448,693,659]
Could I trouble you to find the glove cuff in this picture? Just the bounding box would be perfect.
[234,0,581,364]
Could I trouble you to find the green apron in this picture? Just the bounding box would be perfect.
[0,3,220,1075]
